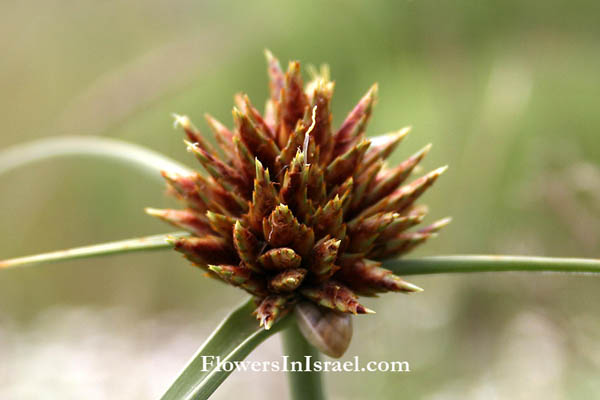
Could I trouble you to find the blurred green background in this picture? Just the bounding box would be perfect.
[1,0,599,398]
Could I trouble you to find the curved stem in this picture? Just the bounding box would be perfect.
[0,232,187,270]
[161,298,291,400]
[384,255,600,275]
[281,321,326,400]
[0,136,193,181]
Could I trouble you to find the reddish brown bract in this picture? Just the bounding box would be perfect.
[148,51,449,330]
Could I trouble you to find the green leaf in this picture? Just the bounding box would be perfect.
[384,255,600,275]
[0,232,187,270]
[0,136,193,181]
[161,298,290,400]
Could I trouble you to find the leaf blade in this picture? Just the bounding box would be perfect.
[384,255,600,275]
[161,298,290,400]
[0,232,187,270]
[0,136,193,181]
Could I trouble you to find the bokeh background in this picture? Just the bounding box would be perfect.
[1,1,599,399]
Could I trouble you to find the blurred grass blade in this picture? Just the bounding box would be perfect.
[385,255,600,275]
[0,232,187,270]
[162,298,290,400]
[0,136,193,181]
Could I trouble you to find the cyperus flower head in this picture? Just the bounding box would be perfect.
[147,51,450,357]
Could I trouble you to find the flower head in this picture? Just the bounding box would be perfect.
[148,51,449,355]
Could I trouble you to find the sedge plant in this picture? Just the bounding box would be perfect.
[1,52,599,400]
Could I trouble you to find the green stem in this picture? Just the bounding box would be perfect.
[384,255,600,275]
[0,232,187,270]
[281,321,326,400]
[161,299,291,400]
[0,136,193,181]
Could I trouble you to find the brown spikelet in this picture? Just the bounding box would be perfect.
[233,221,261,272]
[258,248,302,271]
[301,281,374,314]
[333,84,377,157]
[149,52,449,353]
[206,211,236,242]
[362,127,410,168]
[363,143,432,207]
[255,295,288,329]
[269,268,307,293]
[278,61,308,147]
[245,159,278,234]
[161,172,207,213]
[145,208,211,237]
[337,259,423,295]
[205,113,234,154]
[209,265,268,297]
[310,236,341,282]
[171,236,238,267]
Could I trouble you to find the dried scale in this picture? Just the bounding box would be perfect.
[147,51,450,357]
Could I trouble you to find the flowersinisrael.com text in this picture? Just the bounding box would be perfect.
[200,356,410,373]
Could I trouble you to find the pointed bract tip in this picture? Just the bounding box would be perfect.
[264,49,275,61]
[400,125,412,134]
[355,304,376,314]
[436,217,453,227]
[144,207,165,217]
[435,165,449,175]
[208,265,223,274]
[358,138,372,149]
[254,157,263,172]
[276,203,290,213]
[172,113,190,129]
[293,148,305,163]
[421,143,433,154]
[184,139,198,153]
[369,83,379,97]
[205,210,216,218]
[231,107,243,119]
[161,170,180,181]
[393,126,411,141]
[288,60,301,72]
[262,318,274,330]
[402,281,424,293]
